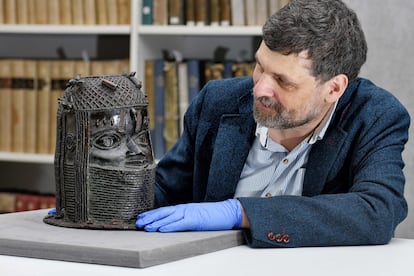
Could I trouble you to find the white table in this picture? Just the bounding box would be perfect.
[1,238,413,276]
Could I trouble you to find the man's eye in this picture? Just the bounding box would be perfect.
[93,133,121,149]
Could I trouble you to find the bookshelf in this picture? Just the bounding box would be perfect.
[0,0,266,204]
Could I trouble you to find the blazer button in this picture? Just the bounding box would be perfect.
[267,232,276,241]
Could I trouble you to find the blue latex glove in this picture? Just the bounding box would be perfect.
[136,199,243,232]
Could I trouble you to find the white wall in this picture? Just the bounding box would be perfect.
[343,0,414,238]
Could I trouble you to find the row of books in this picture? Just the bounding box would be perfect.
[0,58,130,155]
[144,58,255,159]
[0,0,130,25]
[0,191,55,213]
[142,0,291,26]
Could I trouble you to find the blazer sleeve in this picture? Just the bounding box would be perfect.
[239,84,410,248]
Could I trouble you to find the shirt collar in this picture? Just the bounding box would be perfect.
[255,101,338,147]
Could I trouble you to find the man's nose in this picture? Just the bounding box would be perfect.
[253,74,275,98]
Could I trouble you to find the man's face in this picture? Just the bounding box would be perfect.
[252,41,331,130]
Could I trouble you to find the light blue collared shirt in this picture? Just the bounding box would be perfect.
[234,103,337,198]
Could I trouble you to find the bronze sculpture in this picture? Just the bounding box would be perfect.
[44,72,155,229]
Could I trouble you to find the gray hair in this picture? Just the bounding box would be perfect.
[263,0,367,83]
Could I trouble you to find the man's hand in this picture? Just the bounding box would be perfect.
[136,199,242,232]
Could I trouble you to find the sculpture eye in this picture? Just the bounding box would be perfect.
[93,132,121,150]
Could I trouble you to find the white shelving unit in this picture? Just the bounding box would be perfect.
[0,0,262,190]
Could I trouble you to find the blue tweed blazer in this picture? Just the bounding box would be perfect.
[154,76,410,248]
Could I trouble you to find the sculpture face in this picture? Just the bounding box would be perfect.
[44,73,156,229]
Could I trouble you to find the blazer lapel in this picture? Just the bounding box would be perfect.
[205,92,256,201]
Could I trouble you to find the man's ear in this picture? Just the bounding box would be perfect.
[325,74,348,103]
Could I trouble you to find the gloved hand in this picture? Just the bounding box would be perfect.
[48,208,56,215]
[136,199,243,232]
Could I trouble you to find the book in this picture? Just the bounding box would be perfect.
[0,59,13,152]
[177,62,189,134]
[230,0,245,26]
[0,192,16,213]
[163,61,180,151]
[153,0,168,25]
[48,0,60,24]
[219,0,231,26]
[244,0,256,26]
[96,0,108,24]
[194,0,208,26]
[169,0,184,25]
[59,0,72,24]
[185,0,195,26]
[4,0,17,24]
[107,0,119,25]
[255,0,268,25]
[152,59,166,159]
[186,59,201,102]
[35,0,48,24]
[72,0,84,25]
[16,0,29,24]
[0,0,4,24]
[209,0,220,26]
[118,0,130,25]
[142,0,154,25]
[83,0,96,25]
[24,60,38,153]
[36,60,51,154]
[11,60,26,153]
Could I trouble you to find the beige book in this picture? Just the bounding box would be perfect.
[0,0,4,23]
[106,0,118,25]
[72,0,84,24]
[96,0,108,24]
[0,192,17,213]
[117,0,130,25]
[177,62,189,134]
[59,0,72,24]
[36,60,51,154]
[84,0,97,25]
[24,60,38,153]
[255,0,268,25]
[11,60,26,152]
[27,0,36,24]
[4,0,17,24]
[35,0,48,24]
[47,0,60,24]
[0,60,13,152]
[163,62,179,151]
[244,0,256,26]
[16,0,29,24]
[230,0,245,26]
[153,0,168,25]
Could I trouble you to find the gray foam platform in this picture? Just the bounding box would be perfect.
[0,210,244,268]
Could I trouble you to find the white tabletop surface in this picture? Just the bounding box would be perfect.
[1,238,413,276]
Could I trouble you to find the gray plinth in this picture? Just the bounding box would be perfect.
[0,210,244,268]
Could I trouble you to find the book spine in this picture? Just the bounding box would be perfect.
[117,0,130,25]
[169,0,184,25]
[185,0,195,26]
[59,0,72,24]
[36,60,51,154]
[194,0,207,26]
[83,0,97,25]
[163,62,180,151]
[153,0,168,25]
[152,59,166,159]
[0,60,13,152]
[230,0,245,26]
[219,0,231,26]
[142,0,154,25]
[24,60,38,153]
[11,60,26,153]
[106,0,119,25]
[48,0,60,24]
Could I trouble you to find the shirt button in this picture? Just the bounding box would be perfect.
[283,158,289,164]
[265,192,272,197]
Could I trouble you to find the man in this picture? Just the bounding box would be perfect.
[136,0,410,248]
